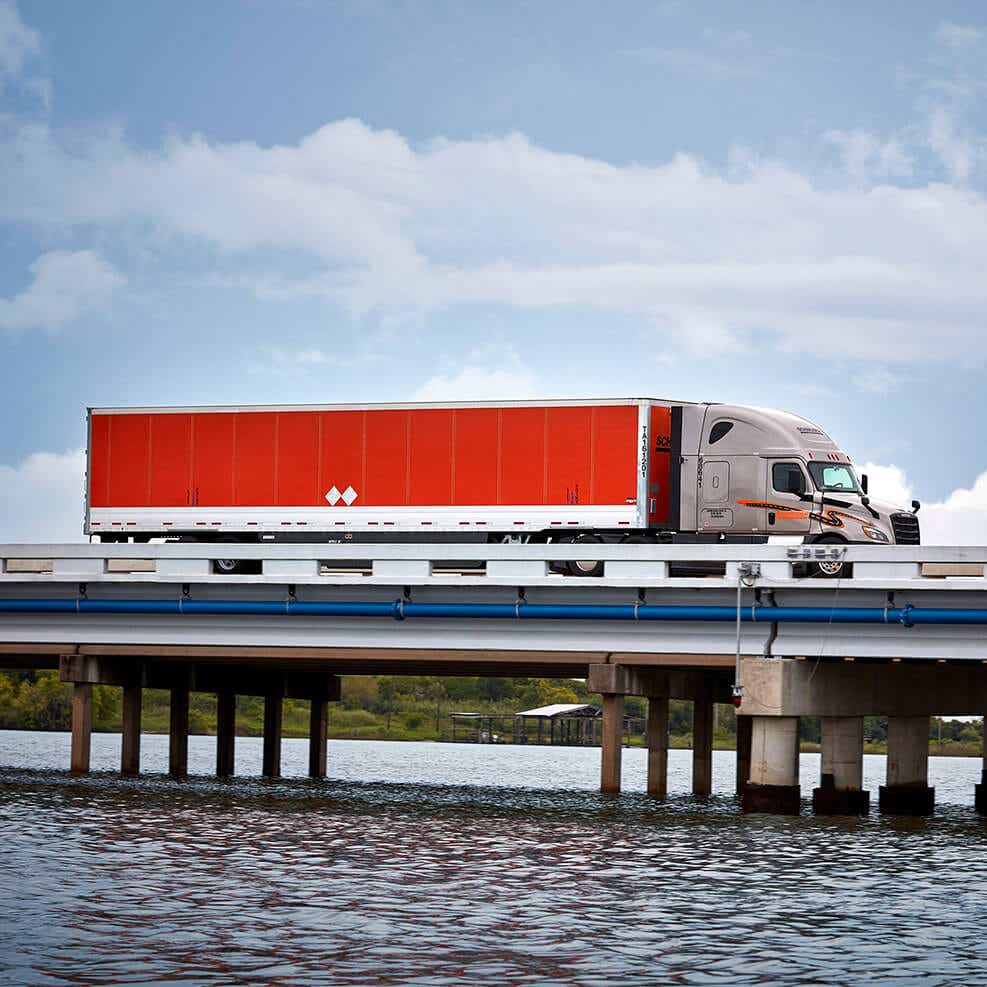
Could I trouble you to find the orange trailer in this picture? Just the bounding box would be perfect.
[85,399,683,542]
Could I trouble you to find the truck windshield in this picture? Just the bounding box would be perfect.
[808,462,861,493]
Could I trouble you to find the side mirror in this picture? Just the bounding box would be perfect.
[861,473,869,495]
[912,499,921,513]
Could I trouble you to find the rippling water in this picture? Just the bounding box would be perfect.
[2,732,986,986]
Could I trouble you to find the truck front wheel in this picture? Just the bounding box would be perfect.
[810,536,852,579]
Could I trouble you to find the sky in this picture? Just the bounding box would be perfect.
[2,1,987,541]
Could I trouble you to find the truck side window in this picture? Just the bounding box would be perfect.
[772,463,805,496]
[708,421,733,444]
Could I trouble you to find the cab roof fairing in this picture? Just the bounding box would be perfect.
[705,404,844,456]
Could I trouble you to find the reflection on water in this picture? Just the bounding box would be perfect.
[2,733,986,986]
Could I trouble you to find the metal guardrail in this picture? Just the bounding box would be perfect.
[0,542,985,588]
[2,543,987,661]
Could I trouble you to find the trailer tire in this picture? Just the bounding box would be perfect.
[568,534,604,577]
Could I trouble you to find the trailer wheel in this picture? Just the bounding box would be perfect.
[568,534,604,577]
[214,536,252,575]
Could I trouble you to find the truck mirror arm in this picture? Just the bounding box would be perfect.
[860,495,880,520]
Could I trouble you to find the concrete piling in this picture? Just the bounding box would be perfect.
[646,694,668,799]
[600,693,624,794]
[735,714,752,796]
[309,698,329,779]
[121,684,142,776]
[813,716,869,815]
[169,684,190,778]
[880,715,934,815]
[70,682,93,774]
[692,698,714,798]
[743,716,801,814]
[262,693,283,779]
[216,690,236,778]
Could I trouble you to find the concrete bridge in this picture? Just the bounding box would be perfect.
[2,540,986,815]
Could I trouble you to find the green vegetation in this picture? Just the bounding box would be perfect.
[0,671,983,756]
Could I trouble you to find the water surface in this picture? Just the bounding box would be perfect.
[2,732,986,986]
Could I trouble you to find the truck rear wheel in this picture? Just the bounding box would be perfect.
[568,534,604,577]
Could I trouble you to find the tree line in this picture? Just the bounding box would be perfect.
[0,670,982,753]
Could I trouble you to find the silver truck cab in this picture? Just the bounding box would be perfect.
[685,403,920,547]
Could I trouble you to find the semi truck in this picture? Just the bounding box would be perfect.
[85,398,920,574]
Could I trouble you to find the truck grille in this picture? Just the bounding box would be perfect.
[890,512,921,545]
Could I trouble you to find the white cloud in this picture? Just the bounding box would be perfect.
[413,352,540,401]
[4,107,987,360]
[859,462,914,507]
[935,21,984,49]
[860,461,987,545]
[823,129,914,182]
[0,1,39,84]
[925,105,976,183]
[0,448,85,543]
[851,367,907,395]
[0,251,126,333]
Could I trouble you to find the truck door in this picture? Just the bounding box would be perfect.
[764,461,812,535]
[698,460,733,531]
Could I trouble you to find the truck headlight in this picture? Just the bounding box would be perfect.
[861,525,890,543]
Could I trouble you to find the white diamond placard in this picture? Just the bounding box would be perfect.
[325,486,341,506]
[342,485,358,506]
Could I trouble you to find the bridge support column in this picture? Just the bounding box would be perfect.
[735,714,752,796]
[70,682,93,774]
[216,690,236,778]
[880,715,934,815]
[309,697,328,779]
[976,741,987,814]
[692,697,713,798]
[263,694,283,779]
[169,684,190,778]
[121,684,142,776]
[743,716,800,815]
[600,693,624,795]
[646,695,668,799]
[813,716,869,814]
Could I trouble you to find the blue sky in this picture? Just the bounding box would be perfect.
[2,1,987,540]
